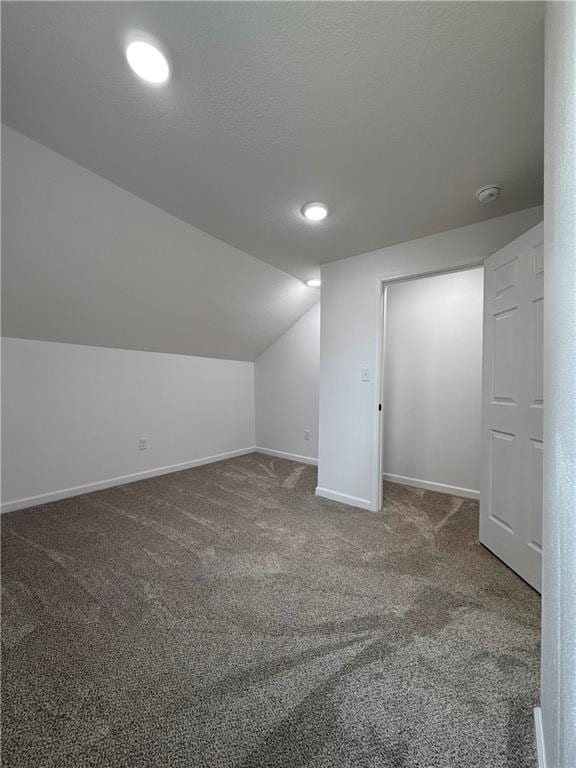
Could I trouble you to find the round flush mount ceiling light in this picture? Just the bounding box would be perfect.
[306,279,321,288]
[301,202,328,222]
[476,184,501,204]
[126,40,170,84]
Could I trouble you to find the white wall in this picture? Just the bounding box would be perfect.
[383,268,483,497]
[255,303,320,463]
[1,127,318,361]
[541,5,576,767]
[317,206,543,511]
[1,338,255,511]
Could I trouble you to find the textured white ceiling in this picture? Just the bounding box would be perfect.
[2,2,544,281]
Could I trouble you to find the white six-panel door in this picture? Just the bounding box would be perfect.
[480,223,543,592]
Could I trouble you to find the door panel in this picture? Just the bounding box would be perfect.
[492,309,519,403]
[480,222,543,591]
[488,430,517,533]
[528,438,544,554]
[530,298,544,405]
[493,255,518,296]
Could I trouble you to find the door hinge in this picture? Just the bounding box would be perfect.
[378,403,382,411]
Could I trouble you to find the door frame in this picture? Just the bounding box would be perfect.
[373,261,485,511]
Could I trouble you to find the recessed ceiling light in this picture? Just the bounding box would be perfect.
[302,202,328,222]
[306,279,321,288]
[126,40,170,84]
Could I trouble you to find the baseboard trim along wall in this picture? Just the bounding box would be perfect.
[254,447,318,466]
[1,447,257,514]
[382,472,480,500]
[533,708,547,768]
[315,486,377,512]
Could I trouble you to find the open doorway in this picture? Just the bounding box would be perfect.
[378,266,484,509]
[375,223,543,593]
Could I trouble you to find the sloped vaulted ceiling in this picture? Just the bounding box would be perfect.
[2,128,318,361]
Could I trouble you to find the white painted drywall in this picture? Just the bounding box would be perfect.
[1,338,255,510]
[255,303,320,463]
[1,127,317,361]
[317,206,543,511]
[383,268,483,496]
[541,5,576,767]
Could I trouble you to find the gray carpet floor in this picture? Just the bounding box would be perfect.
[1,453,541,767]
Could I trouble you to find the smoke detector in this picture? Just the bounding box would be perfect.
[476,184,501,204]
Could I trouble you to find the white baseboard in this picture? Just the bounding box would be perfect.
[1,447,257,513]
[534,707,547,768]
[382,472,479,500]
[315,486,377,512]
[254,447,318,466]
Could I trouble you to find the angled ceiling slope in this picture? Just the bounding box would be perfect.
[2,127,318,361]
[2,2,544,282]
